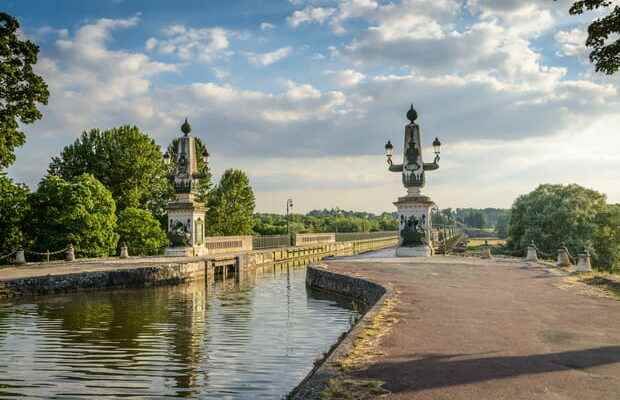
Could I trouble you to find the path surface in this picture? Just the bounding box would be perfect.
[326,250,620,400]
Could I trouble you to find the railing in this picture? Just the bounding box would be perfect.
[252,235,291,250]
[335,231,398,242]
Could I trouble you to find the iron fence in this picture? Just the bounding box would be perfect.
[252,235,292,250]
[335,231,398,242]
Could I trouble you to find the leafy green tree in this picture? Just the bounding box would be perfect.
[0,174,29,258]
[117,207,168,256]
[0,13,49,169]
[206,169,255,236]
[507,184,607,259]
[48,126,172,218]
[167,137,212,204]
[593,204,620,272]
[495,213,510,239]
[28,174,118,257]
[561,0,620,74]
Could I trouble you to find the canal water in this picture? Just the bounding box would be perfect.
[0,265,358,399]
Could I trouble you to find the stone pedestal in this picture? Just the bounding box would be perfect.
[525,245,538,262]
[165,193,207,257]
[557,248,571,267]
[14,250,26,265]
[481,246,492,259]
[575,252,592,272]
[393,192,435,257]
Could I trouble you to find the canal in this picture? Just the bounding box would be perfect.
[0,264,358,399]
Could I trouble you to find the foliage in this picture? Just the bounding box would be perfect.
[0,174,29,258]
[562,0,620,74]
[253,209,398,235]
[494,213,510,239]
[507,184,607,263]
[206,169,255,236]
[593,204,620,272]
[116,207,168,256]
[27,174,118,257]
[48,126,172,219]
[167,137,212,203]
[0,13,49,169]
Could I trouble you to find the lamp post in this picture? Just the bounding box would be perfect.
[286,198,294,245]
[384,140,394,165]
[432,137,442,163]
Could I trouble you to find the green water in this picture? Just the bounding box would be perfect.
[0,265,358,399]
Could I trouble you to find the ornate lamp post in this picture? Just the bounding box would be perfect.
[286,198,294,245]
[385,105,443,257]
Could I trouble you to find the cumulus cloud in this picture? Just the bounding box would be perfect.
[326,69,366,87]
[555,28,588,57]
[246,47,293,66]
[287,6,336,27]
[145,25,231,63]
[260,22,275,31]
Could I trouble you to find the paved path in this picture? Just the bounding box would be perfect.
[326,250,620,400]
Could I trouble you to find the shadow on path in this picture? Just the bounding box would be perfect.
[354,346,620,393]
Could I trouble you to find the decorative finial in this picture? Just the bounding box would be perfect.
[406,104,418,123]
[181,118,191,136]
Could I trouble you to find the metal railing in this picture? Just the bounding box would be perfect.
[335,231,398,242]
[252,235,292,250]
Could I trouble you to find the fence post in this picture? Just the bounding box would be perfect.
[15,250,26,265]
[481,240,492,259]
[65,244,75,262]
[46,250,50,263]
[525,241,538,262]
[120,243,129,259]
[556,246,571,267]
[576,251,592,272]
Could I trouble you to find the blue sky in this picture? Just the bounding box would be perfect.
[5,0,620,213]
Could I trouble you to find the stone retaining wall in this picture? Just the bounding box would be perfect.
[0,262,205,299]
[290,265,390,399]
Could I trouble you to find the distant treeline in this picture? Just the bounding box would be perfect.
[254,208,399,235]
[432,208,510,237]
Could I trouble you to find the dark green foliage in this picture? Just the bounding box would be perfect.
[27,174,118,257]
[0,174,29,258]
[507,184,608,264]
[494,213,510,239]
[117,207,168,256]
[206,169,255,236]
[0,13,49,169]
[593,204,620,272]
[48,126,173,219]
[253,209,398,235]
[167,137,212,203]
[562,0,620,74]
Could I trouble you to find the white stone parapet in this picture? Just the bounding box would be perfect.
[293,233,336,246]
[205,236,253,255]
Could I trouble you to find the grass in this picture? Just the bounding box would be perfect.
[320,378,390,400]
[578,271,620,300]
[337,294,400,372]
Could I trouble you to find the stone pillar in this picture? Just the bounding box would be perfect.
[120,243,129,259]
[481,242,492,259]
[556,247,571,267]
[14,250,26,265]
[576,252,592,272]
[65,244,75,262]
[525,243,538,262]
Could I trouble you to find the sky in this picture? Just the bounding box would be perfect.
[4,0,620,214]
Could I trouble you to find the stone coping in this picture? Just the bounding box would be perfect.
[289,264,391,399]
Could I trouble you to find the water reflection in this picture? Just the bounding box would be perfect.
[0,265,357,399]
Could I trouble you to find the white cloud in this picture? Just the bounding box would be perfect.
[326,69,366,87]
[145,25,231,63]
[287,6,336,27]
[555,28,588,57]
[260,22,275,31]
[246,46,292,66]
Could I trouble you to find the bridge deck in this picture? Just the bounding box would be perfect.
[323,250,620,400]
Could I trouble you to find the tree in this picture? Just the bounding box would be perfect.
[117,207,168,256]
[593,204,620,272]
[48,126,172,218]
[206,169,255,236]
[167,137,212,203]
[0,174,29,259]
[495,213,510,239]
[507,184,607,259]
[562,0,620,74]
[0,13,49,169]
[28,174,118,257]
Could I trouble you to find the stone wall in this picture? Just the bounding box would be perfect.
[0,262,205,299]
[205,235,253,255]
[293,233,336,246]
[290,265,390,399]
